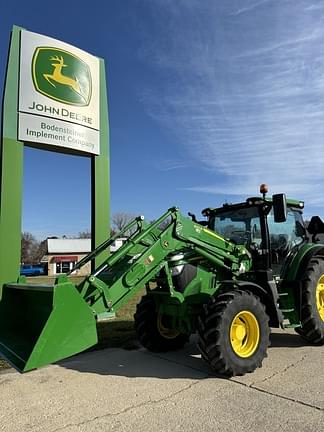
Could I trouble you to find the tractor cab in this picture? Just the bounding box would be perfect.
[203,186,308,276]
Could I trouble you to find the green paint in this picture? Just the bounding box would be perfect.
[284,243,322,281]
[0,208,243,371]
[0,27,23,298]
[0,280,97,372]
[92,58,110,269]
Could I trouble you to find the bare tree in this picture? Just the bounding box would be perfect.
[149,216,172,231]
[21,232,39,264]
[34,239,48,263]
[112,212,135,232]
[78,230,91,239]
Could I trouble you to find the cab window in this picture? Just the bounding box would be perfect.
[268,208,305,253]
[209,206,262,247]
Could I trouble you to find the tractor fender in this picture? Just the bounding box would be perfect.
[297,247,324,284]
[284,243,324,281]
[280,245,324,324]
[218,280,281,327]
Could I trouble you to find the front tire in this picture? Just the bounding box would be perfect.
[197,290,270,376]
[296,257,324,344]
[134,294,188,352]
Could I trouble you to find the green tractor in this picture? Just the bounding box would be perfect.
[134,186,324,375]
[0,185,323,376]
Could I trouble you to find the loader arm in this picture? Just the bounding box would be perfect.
[0,207,251,372]
[78,207,252,318]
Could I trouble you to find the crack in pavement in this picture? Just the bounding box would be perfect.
[50,380,202,432]
[139,351,324,413]
[231,378,324,412]
[247,354,309,386]
[142,351,324,412]
[24,351,324,431]
[231,354,324,412]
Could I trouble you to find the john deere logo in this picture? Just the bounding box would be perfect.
[32,47,91,106]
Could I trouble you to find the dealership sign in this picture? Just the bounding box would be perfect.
[18,29,100,154]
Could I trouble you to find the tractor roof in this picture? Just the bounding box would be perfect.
[202,196,304,217]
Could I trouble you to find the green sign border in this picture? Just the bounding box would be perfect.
[0,26,110,296]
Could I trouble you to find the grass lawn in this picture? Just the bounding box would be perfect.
[0,276,145,371]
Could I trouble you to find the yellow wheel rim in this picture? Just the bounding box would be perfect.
[157,314,180,339]
[316,275,324,321]
[230,311,260,358]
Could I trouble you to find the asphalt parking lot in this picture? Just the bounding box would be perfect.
[0,328,323,432]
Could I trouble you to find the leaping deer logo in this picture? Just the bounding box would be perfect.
[43,55,86,102]
[32,47,91,106]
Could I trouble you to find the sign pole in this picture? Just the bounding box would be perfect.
[0,26,23,296]
[92,58,110,270]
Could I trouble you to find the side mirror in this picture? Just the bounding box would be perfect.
[307,216,324,235]
[272,193,287,223]
[307,216,324,243]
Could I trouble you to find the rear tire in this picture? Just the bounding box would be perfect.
[197,290,270,376]
[295,257,324,344]
[134,294,188,352]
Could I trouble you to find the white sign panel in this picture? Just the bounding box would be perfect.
[18,29,100,155]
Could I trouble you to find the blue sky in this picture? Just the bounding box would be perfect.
[1,0,324,239]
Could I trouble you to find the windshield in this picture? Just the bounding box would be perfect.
[209,206,262,247]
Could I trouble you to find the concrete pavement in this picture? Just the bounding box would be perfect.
[0,329,323,432]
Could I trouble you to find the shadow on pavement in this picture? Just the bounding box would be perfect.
[59,331,311,378]
[59,335,214,379]
[269,331,312,348]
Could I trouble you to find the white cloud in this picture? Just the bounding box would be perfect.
[139,1,324,212]
[305,3,324,12]
[154,159,191,171]
[229,0,271,17]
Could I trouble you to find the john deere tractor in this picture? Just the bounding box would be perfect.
[0,185,323,376]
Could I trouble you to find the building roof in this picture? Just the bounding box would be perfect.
[47,239,91,254]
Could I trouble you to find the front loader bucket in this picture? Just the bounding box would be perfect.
[0,281,97,372]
